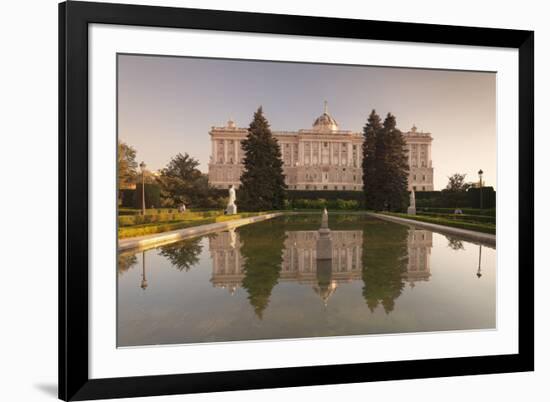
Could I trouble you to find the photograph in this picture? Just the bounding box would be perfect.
[116,54,497,347]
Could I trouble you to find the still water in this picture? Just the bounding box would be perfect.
[117,214,495,347]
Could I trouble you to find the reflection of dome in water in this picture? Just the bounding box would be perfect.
[313,281,338,306]
[312,101,339,132]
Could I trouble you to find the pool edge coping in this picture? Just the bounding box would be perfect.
[368,212,496,247]
[118,212,286,253]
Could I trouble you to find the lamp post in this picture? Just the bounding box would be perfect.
[478,169,484,209]
[139,161,146,215]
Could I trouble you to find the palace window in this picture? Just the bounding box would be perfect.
[422,175,426,181]
[323,186,328,190]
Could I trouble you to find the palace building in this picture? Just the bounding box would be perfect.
[208,103,434,192]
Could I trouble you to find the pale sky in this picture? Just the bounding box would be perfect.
[118,54,496,190]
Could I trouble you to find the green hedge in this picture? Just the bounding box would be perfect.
[418,207,496,217]
[416,211,495,224]
[119,189,135,208]
[134,183,161,209]
[414,187,496,209]
[118,210,223,227]
[415,191,469,208]
[287,190,364,203]
[287,198,359,210]
[120,184,162,209]
[118,212,266,238]
[467,187,496,209]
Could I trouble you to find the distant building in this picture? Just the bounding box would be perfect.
[208,103,434,192]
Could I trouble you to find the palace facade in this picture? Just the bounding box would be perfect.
[208,104,434,192]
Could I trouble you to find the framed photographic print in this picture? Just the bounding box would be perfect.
[59,1,534,400]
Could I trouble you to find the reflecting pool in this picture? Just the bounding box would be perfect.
[117,214,496,347]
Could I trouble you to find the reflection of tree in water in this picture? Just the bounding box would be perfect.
[117,253,137,276]
[446,236,465,251]
[361,221,408,313]
[159,237,203,271]
[238,221,286,319]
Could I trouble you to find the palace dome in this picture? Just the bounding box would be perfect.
[312,101,339,132]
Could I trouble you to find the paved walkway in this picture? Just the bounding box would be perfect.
[368,212,496,247]
[118,212,284,253]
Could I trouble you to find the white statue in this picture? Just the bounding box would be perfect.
[407,189,416,215]
[226,185,237,215]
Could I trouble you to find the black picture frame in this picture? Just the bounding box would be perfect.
[59,1,534,400]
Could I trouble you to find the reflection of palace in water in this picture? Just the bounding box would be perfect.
[209,226,432,302]
[402,229,432,287]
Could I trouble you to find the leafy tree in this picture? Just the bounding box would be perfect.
[362,111,409,211]
[118,141,138,189]
[238,107,287,211]
[159,237,203,271]
[157,153,206,207]
[445,173,471,192]
[117,253,137,276]
[446,236,465,251]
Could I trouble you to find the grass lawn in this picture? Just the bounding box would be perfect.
[382,212,496,235]
[118,211,269,238]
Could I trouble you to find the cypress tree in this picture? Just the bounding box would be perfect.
[362,110,383,210]
[238,107,287,211]
[380,113,409,211]
[362,110,409,211]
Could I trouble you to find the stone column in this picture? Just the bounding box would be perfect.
[348,142,352,166]
[224,140,228,164]
[234,140,238,164]
[309,142,313,166]
[212,138,217,163]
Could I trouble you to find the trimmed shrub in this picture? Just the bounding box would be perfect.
[119,189,135,208]
[118,210,225,227]
[286,198,359,210]
[418,207,496,217]
[467,187,496,209]
[134,183,161,209]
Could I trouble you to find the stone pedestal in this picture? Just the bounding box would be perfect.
[226,204,237,215]
[316,208,332,260]
[316,231,333,260]
[407,206,416,215]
